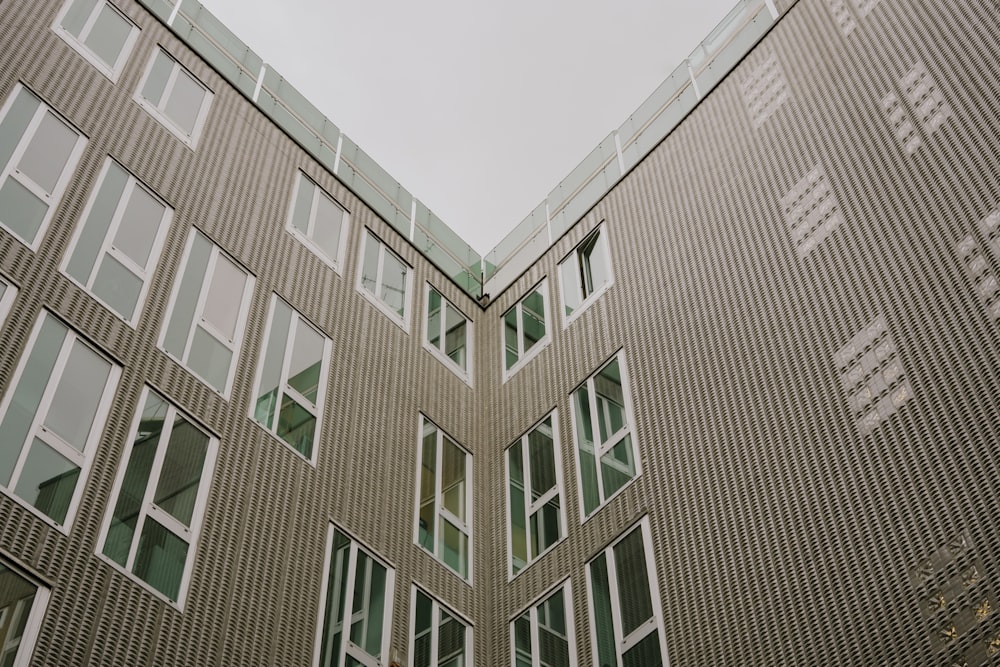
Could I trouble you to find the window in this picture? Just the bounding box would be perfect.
[0,311,120,527]
[571,353,639,519]
[415,417,471,580]
[98,387,217,607]
[502,280,549,379]
[424,285,471,383]
[511,582,576,667]
[287,171,349,271]
[251,295,331,461]
[587,518,668,667]
[52,0,140,82]
[559,226,612,322]
[357,230,412,330]
[506,412,565,576]
[0,84,87,250]
[134,48,212,147]
[61,158,171,324]
[159,229,254,397]
[410,587,472,667]
[0,277,16,329]
[314,525,395,667]
[0,560,50,667]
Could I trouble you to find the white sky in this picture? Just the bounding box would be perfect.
[198,0,738,255]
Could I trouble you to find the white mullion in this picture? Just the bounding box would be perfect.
[91,179,135,285]
[306,185,320,238]
[516,301,527,358]
[375,243,387,300]
[520,437,532,557]
[275,313,296,429]
[529,605,541,667]
[146,504,192,541]
[431,603,442,665]
[585,376,607,503]
[181,246,217,362]
[9,107,51,201]
[339,542,359,666]
[528,485,558,516]
[125,405,174,571]
[106,184,154,279]
[604,549,627,665]
[434,429,445,561]
[78,1,105,41]
[160,64,181,112]
[313,526,336,667]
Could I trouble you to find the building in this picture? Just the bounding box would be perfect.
[0,0,999,664]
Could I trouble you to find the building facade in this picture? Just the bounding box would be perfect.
[1,0,999,665]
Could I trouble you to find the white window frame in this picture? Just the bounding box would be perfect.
[51,0,140,82]
[571,352,641,522]
[157,228,255,399]
[505,410,567,579]
[60,157,172,326]
[0,559,51,667]
[414,415,473,582]
[509,578,577,667]
[313,524,396,667]
[408,586,473,667]
[133,47,213,148]
[0,277,17,329]
[501,279,551,383]
[585,517,669,667]
[286,170,350,273]
[423,283,473,386]
[95,385,218,609]
[558,224,614,327]
[0,84,87,251]
[356,230,413,332]
[0,311,120,531]
[249,293,332,464]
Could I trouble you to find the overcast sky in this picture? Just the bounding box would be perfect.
[198,0,738,255]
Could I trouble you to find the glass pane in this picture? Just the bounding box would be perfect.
[44,339,111,452]
[318,531,350,667]
[162,231,211,359]
[444,305,466,370]
[438,612,465,667]
[503,308,519,370]
[254,299,291,430]
[440,438,465,521]
[581,231,610,297]
[288,319,323,404]
[559,258,581,316]
[508,442,527,574]
[539,589,567,635]
[614,527,654,637]
[600,436,635,500]
[18,111,78,194]
[154,416,208,527]
[589,555,618,667]
[595,359,626,445]
[521,289,546,353]
[277,395,315,458]
[426,289,442,349]
[188,326,232,392]
[84,4,133,69]
[380,251,407,317]
[513,614,532,667]
[528,421,556,498]
[0,177,47,243]
[622,632,663,667]
[133,519,187,601]
[530,496,560,558]
[574,385,600,514]
[360,233,379,296]
[0,565,37,667]
[412,591,433,667]
[141,50,173,106]
[349,552,387,658]
[93,254,142,320]
[441,520,468,578]
[114,183,164,267]
[202,253,246,341]
[60,0,100,37]
[66,160,128,284]
[104,391,166,566]
[0,89,40,173]
[14,438,80,524]
[163,69,205,136]
[312,191,344,260]
[290,175,313,236]
[417,425,436,552]
[0,316,63,486]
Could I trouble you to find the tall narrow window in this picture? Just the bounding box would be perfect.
[134,48,213,147]
[99,387,217,607]
[314,526,395,667]
[287,171,349,271]
[62,158,171,324]
[0,84,87,250]
[506,412,565,576]
[424,285,471,383]
[559,226,612,321]
[416,417,471,580]
[502,280,549,379]
[511,582,576,667]
[410,587,472,667]
[251,295,331,461]
[0,560,50,667]
[0,311,120,527]
[0,277,16,329]
[572,353,639,518]
[587,518,668,667]
[52,0,140,82]
[159,229,254,397]
[357,230,412,330]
